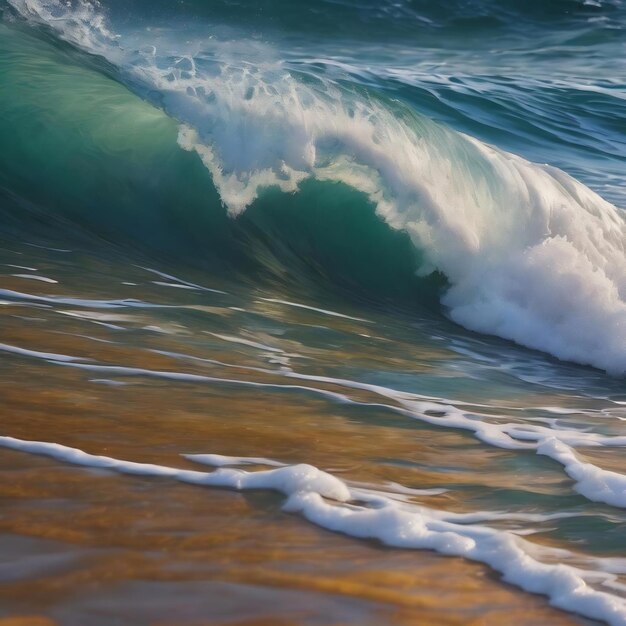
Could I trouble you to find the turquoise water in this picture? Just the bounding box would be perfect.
[0,1,625,624]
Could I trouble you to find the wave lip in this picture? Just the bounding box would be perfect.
[4,0,626,375]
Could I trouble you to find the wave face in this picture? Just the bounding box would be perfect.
[0,0,625,376]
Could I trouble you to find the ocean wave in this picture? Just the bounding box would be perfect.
[2,0,625,375]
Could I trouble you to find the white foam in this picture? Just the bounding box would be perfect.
[24,242,72,253]
[538,438,626,508]
[0,436,350,502]
[258,298,371,322]
[5,264,38,271]
[278,369,626,508]
[5,334,621,510]
[11,274,58,283]
[0,288,166,310]
[58,310,136,323]
[127,346,626,510]
[186,453,285,468]
[151,281,199,290]
[207,332,284,353]
[88,378,128,386]
[56,360,355,406]
[7,0,626,374]
[62,358,626,509]
[139,267,227,294]
[0,435,624,626]
[0,342,87,363]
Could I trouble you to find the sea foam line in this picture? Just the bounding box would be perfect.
[151,348,626,509]
[0,435,625,626]
[2,339,626,509]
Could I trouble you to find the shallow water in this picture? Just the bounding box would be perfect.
[0,234,624,625]
[0,0,625,624]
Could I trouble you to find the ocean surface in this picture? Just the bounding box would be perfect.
[0,1,625,624]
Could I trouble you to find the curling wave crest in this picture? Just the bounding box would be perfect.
[5,0,626,374]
